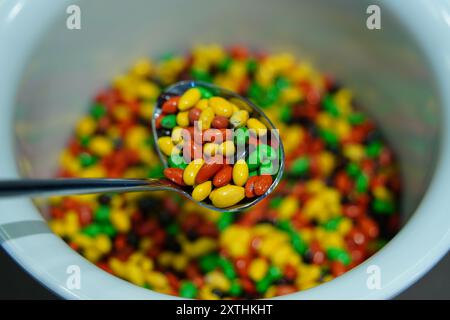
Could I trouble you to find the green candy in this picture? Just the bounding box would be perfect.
[218,57,232,72]
[198,86,213,99]
[323,217,343,231]
[234,127,249,147]
[79,153,97,168]
[348,112,365,125]
[320,129,339,147]
[101,224,117,237]
[290,157,309,176]
[346,162,361,177]
[291,233,308,255]
[166,223,179,236]
[256,86,279,108]
[247,59,258,74]
[161,114,177,129]
[249,170,258,177]
[90,103,107,120]
[248,144,278,171]
[279,105,292,123]
[355,173,369,193]
[168,153,187,169]
[322,95,340,117]
[255,276,272,294]
[217,213,234,231]
[259,159,278,175]
[94,206,110,223]
[82,223,102,237]
[199,254,219,273]
[248,82,263,100]
[79,136,91,148]
[274,76,291,90]
[229,281,243,297]
[148,165,165,178]
[372,199,395,215]
[366,141,383,158]
[269,197,283,209]
[277,220,294,233]
[179,281,198,299]
[191,69,213,82]
[268,266,283,280]
[326,247,352,266]
[218,257,236,279]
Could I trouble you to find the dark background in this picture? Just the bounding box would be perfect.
[0,247,448,299]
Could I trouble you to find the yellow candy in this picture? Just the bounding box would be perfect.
[63,211,80,236]
[146,271,169,289]
[195,99,209,110]
[183,159,205,186]
[84,247,102,262]
[230,110,249,128]
[137,82,159,99]
[232,159,249,186]
[72,234,92,248]
[281,86,303,104]
[125,126,148,149]
[139,102,154,120]
[76,116,96,137]
[271,245,293,267]
[158,251,174,267]
[247,118,267,136]
[126,263,145,286]
[157,136,175,156]
[208,97,234,118]
[264,286,277,299]
[206,271,231,291]
[48,220,65,236]
[317,151,335,175]
[192,181,212,202]
[199,284,220,300]
[172,254,189,272]
[337,218,353,235]
[110,209,130,232]
[343,144,365,162]
[79,165,106,178]
[198,107,215,130]
[278,196,299,219]
[171,127,185,144]
[109,258,127,278]
[94,234,112,254]
[140,257,154,272]
[248,258,268,281]
[178,87,201,111]
[113,104,131,121]
[209,185,245,208]
[131,58,153,77]
[203,143,219,157]
[373,186,392,201]
[176,111,190,127]
[218,141,235,157]
[89,136,114,157]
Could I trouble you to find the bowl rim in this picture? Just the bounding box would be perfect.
[0,0,449,300]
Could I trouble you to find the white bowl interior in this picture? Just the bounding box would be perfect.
[14,0,441,223]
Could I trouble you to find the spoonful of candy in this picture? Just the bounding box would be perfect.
[0,81,284,212]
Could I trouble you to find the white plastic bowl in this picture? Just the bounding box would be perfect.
[0,0,449,299]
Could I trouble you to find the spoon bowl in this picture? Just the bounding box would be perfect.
[152,81,285,212]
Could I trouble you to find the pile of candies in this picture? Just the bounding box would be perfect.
[48,44,401,299]
[156,84,281,209]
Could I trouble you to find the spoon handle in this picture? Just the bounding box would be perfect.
[0,178,174,198]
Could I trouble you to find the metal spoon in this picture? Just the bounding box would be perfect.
[0,81,284,212]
